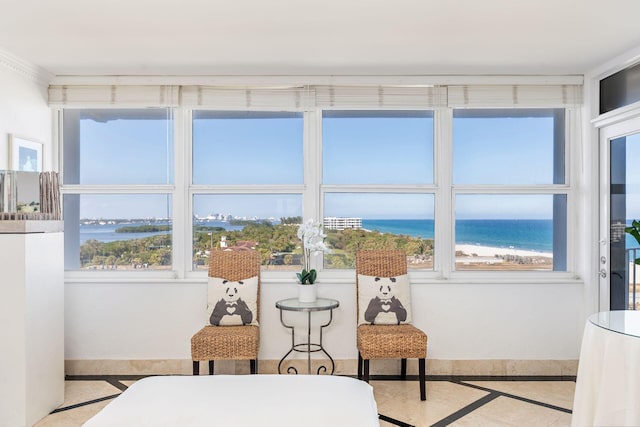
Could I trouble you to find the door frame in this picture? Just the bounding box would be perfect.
[594,105,640,311]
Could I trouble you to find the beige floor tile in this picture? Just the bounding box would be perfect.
[59,381,121,408]
[372,380,489,427]
[450,396,572,427]
[463,381,575,410]
[33,399,113,427]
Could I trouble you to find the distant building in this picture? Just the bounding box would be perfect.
[323,217,362,230]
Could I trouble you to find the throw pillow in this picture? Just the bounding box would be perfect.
[207,275,259,326]
[357,273,412,325]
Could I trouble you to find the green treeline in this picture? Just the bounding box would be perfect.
[80,221,433,269]
[81,234,172,268]
[115,225,172,233]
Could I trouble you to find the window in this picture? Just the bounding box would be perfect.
[322,111,435,269]
[62,109,174,271]
[191,111,304,270]
[56,84,577,278]
[452,109,567,271]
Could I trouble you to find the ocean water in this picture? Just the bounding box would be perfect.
[363,219,553,252]
[80,222,171,244]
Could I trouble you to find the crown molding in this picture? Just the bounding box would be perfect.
[0,48,53,86]
[49,74,584,87]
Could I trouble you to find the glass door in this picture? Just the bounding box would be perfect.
[600,117,640,311]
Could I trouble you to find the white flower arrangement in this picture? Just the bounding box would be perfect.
[296,219,330,284]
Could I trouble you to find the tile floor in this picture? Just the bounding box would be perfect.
[34,375,575,427]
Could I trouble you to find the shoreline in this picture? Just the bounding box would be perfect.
[455,244,552,258]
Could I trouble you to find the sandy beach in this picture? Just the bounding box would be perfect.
[455,244,552,258]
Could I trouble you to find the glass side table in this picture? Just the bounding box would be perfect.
[275,297,339,375]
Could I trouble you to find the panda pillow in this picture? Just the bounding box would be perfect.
[207,275,259,327]
[357,274,413,326]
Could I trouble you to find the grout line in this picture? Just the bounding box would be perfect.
[379,413,416,427]
[105,378,129,392]
[50,394,121,413]
[455,381,572,414]
[369,374,576,382]
[430,392,501,427]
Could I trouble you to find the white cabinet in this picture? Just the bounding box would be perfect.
[0,223,64,427]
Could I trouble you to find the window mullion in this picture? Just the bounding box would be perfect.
[173,107,188,279]
[435,108,453,277]
[305,109,322,270]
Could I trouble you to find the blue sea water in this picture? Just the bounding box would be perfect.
[363,219,553,252]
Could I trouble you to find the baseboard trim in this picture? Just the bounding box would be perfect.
[65,358,578,377]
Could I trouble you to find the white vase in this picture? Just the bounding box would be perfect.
[297,283,317,303]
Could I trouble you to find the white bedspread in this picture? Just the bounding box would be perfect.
[83,374,380,427]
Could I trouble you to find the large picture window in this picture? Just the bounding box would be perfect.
[57,85,576,279]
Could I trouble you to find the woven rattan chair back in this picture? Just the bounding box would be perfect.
[355,249,407,316]
[208,250,261,321]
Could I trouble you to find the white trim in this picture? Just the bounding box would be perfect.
[0,47,53,85]
[452,185,571,194]
[173,108,187,279]
[591,100,640,129]
[144,268,582,285]
[435,108,453,277]
[50,74,584,87]
[189,185,305,193]
[321,184,438,192]
[60,185,175,194]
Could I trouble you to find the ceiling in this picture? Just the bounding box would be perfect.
[0,0,639,77]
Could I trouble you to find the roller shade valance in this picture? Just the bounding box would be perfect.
[179,86,312,110]
[447,85,583,108]
[48,85,180,107]
[49,84,583,109]
[315,85,447,109]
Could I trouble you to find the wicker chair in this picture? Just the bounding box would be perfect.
[356,250,427,400]
[191,250,260,375]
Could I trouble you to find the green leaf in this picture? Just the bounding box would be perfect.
[297,270,310,284]
[308,269,317,284]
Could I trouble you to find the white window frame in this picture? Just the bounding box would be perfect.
[53,81,581,285]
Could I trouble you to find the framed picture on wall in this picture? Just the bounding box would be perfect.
[9,134,43,172]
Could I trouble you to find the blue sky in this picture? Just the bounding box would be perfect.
[74,110,640,221]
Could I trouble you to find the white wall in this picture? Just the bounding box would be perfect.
[65,279,585,363]
[0,50,52,170]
